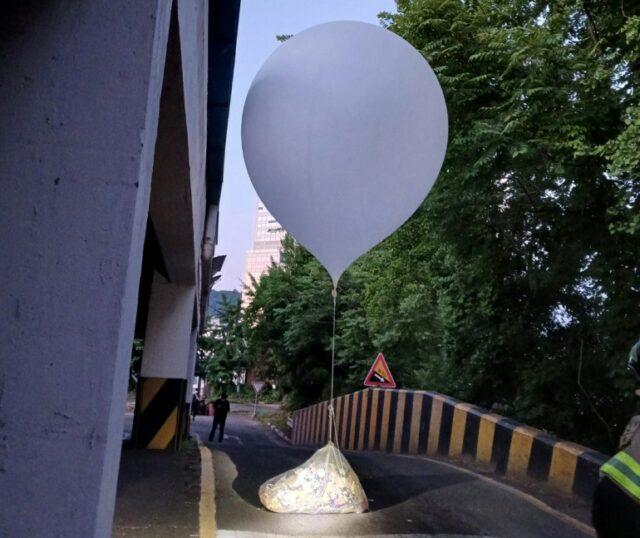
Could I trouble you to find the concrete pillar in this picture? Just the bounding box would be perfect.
[133,273,196,449]
[131,0,209,449]
[0,1,172,536]
[184,327,200,438]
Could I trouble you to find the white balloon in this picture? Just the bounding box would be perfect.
[242,21,448,285]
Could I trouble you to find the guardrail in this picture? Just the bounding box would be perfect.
[291,388,607,502]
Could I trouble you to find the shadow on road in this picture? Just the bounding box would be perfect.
[359,470,474,510]
[350,451,476,510]
[217,444,314,508]
[217,440,475,512]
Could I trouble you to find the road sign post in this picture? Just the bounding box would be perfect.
[252,381,265,418]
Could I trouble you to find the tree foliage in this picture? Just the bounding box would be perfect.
[243,237,336,409]
[240,0,640,453]
[198,297,247,396]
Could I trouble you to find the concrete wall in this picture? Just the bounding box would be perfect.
[292,388,607,503]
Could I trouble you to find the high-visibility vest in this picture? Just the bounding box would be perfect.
[601,450,640,503]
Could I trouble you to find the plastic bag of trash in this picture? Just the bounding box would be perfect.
[259,442,368,514]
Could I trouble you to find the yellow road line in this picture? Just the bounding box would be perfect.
[198,437,216,538]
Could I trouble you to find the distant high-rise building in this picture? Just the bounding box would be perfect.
[242,201,286,304]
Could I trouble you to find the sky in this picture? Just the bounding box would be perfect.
[216,0,397,291]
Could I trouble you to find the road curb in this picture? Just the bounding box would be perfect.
[268,423,291,443]
[195,433,216,538]
[291,388,607,504]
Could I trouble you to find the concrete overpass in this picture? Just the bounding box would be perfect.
[0,1,240,536]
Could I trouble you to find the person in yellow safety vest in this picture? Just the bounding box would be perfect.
[592,339,640,537]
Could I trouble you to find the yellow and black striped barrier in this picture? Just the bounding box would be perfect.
[132,377,187,450]
[292,388,606,502]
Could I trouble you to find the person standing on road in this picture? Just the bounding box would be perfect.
[191,393,200,422]
[208,392,230,443]
[592,339,640,537]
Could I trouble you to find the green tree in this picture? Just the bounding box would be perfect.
[240,0,640,452]
[244,237,336,408]
[199,297,247,395]
[376,0,640,451]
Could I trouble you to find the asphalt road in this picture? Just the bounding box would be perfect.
[192,412,596,538]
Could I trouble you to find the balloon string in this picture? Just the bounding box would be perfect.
[329,283,337,443]
[328,403,340,450]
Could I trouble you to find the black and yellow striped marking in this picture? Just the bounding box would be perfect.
[291,388,607,502]
[133,377,187,450]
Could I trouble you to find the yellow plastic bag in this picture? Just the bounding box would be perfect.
[259,442,369,514]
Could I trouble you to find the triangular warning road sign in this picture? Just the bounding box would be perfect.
[364,353,396,388]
